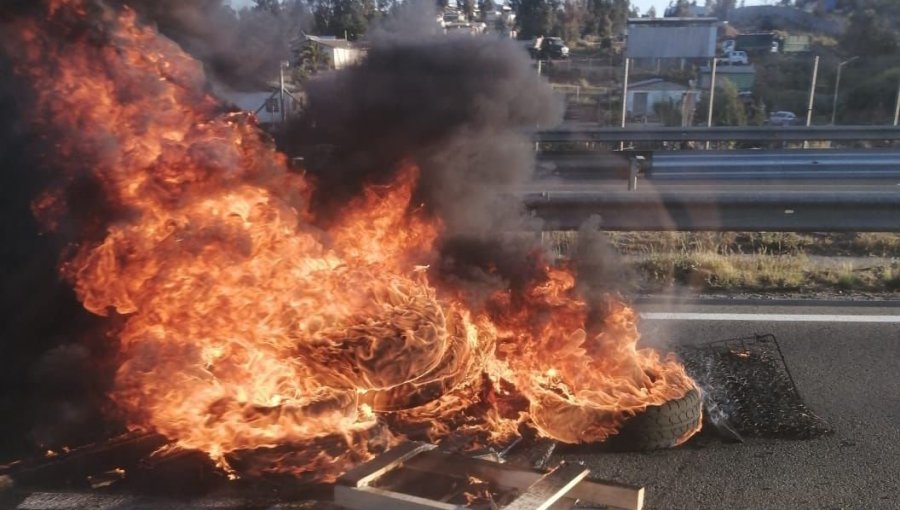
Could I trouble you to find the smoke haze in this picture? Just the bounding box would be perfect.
[120,0,310,89]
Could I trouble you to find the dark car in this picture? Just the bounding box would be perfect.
[529,37,569,60]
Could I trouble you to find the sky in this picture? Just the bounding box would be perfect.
[229,0,773,17]
[631,0,770,17]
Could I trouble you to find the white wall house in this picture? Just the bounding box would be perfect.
[626,78,697,119]
[297,35,365,70]
[216,90,300,125]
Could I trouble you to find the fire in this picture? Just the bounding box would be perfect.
[5,0,699,480]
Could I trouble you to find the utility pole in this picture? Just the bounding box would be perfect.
[705,58,717,150]
[804,55,819,148]
[279,61,288,124]
[830,56,858,125]
[620,57,630,151]
[894,81,900,126]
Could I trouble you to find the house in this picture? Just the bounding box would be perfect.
[626,78,699,119]
[216,89,301,125]
[443,22,487,35]
[782,35,811,53]
[625,17,719,70]
[295,35,365,70]
[699,64,756,93]
[734,33,779,54]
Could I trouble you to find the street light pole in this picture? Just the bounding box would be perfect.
[705,57,718,150]
[830,56,858,125]
[620,57,630,151]
[279,61,289,124]
[894,80,900,126]
[803,55,820,149]
[805,55,819,128]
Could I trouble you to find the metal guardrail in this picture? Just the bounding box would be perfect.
[524,191,900,231]
[538,149,900,181]
[536,126,900,143]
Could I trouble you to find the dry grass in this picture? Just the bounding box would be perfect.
[599,232,900,257]
[635,253,810,291]
[543,231,900,293]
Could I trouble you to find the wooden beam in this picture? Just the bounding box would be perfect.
[503,463,589,510]
[337,442,435,488]
[334,485,463,510]
[405,450,644,510]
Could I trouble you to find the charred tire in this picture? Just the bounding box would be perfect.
[601,388,702,452]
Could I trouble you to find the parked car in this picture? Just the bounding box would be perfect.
[721,39,735,53]
[529,37,569,60]
[766,111,800,126]
[718,50,749,66]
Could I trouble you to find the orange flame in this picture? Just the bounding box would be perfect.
[6,0,699,480]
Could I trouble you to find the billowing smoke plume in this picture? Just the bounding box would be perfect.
[0,46,114,455]
[292,34,565,297]
[119,0,309,89]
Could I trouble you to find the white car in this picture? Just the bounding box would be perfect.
[767,111,799,126]
[718,50,749,66]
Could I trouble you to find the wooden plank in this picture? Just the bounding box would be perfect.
[1,432,169,487]
[334,485,463,510]
[405,450,644,510]
[503,464,589,510]
[338,442,435,488]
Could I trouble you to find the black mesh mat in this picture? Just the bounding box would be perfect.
[677,334,833,440]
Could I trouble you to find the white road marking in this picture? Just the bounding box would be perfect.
[640,312,900,323]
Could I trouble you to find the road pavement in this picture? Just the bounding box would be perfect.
[570,298,900,510]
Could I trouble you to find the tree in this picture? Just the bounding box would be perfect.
[460,0,476,20]
[311,0,378,40]
[653,99,683,126]
[514,0,557,39]
[584,0,629,38]
[716,79,747,126]
[254,0,281,15]
[559,0,589,42]
[750,99,767,126]
[292,41,331,82]
[665,0,691,17]
[713,0,735,18]
[479,0,496,16]
[841,8,898,57]
[646,6,657,17]
[697,79,747,126]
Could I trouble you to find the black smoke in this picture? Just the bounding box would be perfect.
[119,0,310,90]
[0,52,114,458]
[290,33,632,306]
[290,34,570,299]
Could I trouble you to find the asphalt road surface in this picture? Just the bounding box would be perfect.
[570,298,900,510]
[6,299,898,510]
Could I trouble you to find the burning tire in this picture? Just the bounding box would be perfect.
[602,388,702,451]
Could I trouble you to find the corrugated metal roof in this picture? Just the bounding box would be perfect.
[627,17,719,25]
[303,35,355,49]
[630,79,692,91]
[699,64,756,74]
[626,24,717,58]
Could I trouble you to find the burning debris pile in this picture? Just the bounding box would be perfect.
[0,0,699,481]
